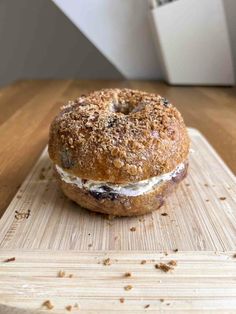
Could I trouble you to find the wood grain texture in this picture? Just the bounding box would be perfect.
[0,84,236,312]
[0,250,236,313]
[0,129,235,252]
[0,80,236,219]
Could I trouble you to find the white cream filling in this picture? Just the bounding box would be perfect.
[55,163,185,197]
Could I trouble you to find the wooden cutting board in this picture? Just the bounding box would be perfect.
[0,128,236,313]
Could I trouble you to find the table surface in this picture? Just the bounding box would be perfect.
[0,80,236,218]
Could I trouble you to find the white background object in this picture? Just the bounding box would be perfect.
[150,0,235,85]
[52,0,162,79]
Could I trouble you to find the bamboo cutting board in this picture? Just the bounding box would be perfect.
[0,128,236,313]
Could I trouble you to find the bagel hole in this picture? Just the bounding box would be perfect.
[111,103,133,115]
[111,102,146,115]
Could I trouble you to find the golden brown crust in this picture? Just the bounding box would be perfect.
[48,89,190,183]
[54,161,188,217]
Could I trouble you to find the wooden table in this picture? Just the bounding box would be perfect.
[0,80,236,218]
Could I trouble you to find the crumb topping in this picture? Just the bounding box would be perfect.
[49,88,189,183]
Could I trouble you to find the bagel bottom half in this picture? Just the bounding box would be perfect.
[54,161,188,217]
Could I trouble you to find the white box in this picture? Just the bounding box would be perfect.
[150,0,235,85]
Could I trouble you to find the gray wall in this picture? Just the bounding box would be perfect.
[0,0,122,87]
[224,0,236,77]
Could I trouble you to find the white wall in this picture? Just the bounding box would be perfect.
[52,0,162,79]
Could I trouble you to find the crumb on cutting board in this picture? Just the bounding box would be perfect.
[141,260,146,264]
[161,213,168,216]
[124,285,133,291]
[3,257,15,263]
[155,263,173,272]
[42,300,54,310]
[130,227,136,232]
[103,258,111,266]
[219,197,226,201]
[65,305,72,311]
[120,297,125,303]
[168,260,177,266]
[124,272,132,277]
[58,270,65,277]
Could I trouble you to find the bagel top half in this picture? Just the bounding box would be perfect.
[48,89,190,184]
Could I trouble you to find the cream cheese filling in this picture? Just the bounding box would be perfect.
[55,163,185,197]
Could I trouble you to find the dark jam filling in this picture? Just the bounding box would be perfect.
[88,163,187,201]
[89,185,119,201]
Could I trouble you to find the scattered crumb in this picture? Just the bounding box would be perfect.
[68,274,73,278]
[185,183,190,186]
[103,258,111,266]
[88,233,91,236]
[39,172,45,180]
[120,297,125,303]
[164,252,168,256]
[124,285,133,291]
[155,263,173,272]
[15,210,31,220]
[168,260,177,266]
[206,199,210,202]
[173,249,178,252]
[3,257,15,263]
[16,195,22,199]
[88,243,93,247]
[65,305,72,311]
[58,270,65,277]
[167,303,170,306]
[124,272,132,277]
[161,213,168,216]
[204,183,209,187]
[233,254,236,258]
[42,300,54,310]
[144,304,150,309]
[160,299,164,303]
[114,236,118,240]
[219,197,226,201]
[130,227,136,232]
[141,260,146,264]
